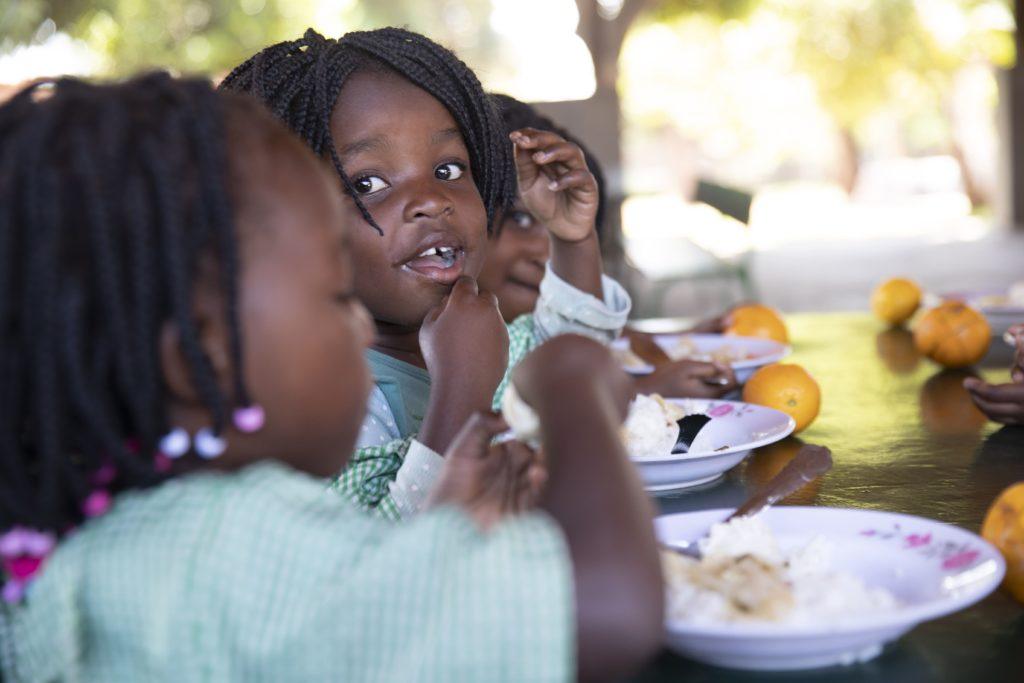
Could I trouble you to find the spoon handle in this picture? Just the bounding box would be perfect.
[726,445,833,522]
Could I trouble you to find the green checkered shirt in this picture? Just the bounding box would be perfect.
[332,315,538,521]
[0,461,573,682]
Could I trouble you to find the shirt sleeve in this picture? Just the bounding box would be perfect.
[333,437,445,522]
[532,265,632,344]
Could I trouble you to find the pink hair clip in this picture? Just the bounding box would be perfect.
[1,527,56,604]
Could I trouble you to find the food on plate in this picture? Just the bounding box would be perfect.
[504,387,707,459]
[913,302,991,369]
[742,363,821,433]
[669,337,754,364]
[871,277,922,326]
[662,516,898,624]
[972,281,1024,309]
[725,304,789,344]
[621,394,687,459]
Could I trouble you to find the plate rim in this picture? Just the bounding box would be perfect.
[613,333,792,374]
[658,506,1006,639]
[631,399,796,463]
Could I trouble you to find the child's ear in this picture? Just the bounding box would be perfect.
[159,258,232,406]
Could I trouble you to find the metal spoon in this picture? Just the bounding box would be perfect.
[661,444,833,559]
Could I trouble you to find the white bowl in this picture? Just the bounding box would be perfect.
[612,334,790,383]
[656,507,1005,671]
[634,399,795,492]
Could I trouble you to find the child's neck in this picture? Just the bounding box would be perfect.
[373,320,426,369]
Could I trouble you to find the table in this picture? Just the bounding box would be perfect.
[630,312,1024,683]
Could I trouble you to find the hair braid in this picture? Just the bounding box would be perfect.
[0,73,254,538]
[220,26,516,233]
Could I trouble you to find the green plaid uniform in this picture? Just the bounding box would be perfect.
[335,270,631,521]
[1,462,573,682]
[332,315,537,521]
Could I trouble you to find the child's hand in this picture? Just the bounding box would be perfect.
[635,360,737,399]
[418,277,510,452]
[513,335,634,421]
[427,412,547,530]
[510,128,597,243]
[964,324,1024,425]
[686,311,731,334]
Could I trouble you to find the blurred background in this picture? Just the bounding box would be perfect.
[1,0,1021,317]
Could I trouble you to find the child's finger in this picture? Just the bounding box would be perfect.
[446,411,510,461]
[510,127,568,150]
[964,378,1024,403]
[547,168,597,193]
[531,142,587,171]
[449,275,480,300]
[969,394,1024,423]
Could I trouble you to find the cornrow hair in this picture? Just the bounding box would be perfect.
[219,27,517,234]
[0,73,252,537]
[491,93,608,239]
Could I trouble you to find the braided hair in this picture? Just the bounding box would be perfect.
[219,27,516,233]
[491,93,607,238]
[0,73,255,538]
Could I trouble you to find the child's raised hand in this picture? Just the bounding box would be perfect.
[635,359,737,399]
[510,128,597,243]
[426,412,547,530]
[418,277,510,453]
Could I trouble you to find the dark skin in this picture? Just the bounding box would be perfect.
[965,324,1024,425]
[159,101,543,526]
[514,335,664,682]
[161,106,375,478]
[479,197,737,399]
[329,72,607,453]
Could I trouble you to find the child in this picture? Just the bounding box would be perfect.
[0,74,662,681]
[222,29,633,519]
[482,94,738,399]
[965,325,1024,425]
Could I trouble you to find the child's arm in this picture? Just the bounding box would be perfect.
[418,276,509,453]
[514,335,663,681]
[511,128,603,300]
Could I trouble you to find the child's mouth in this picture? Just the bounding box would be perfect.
[402,245,466,284]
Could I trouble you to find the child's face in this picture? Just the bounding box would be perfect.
[329,70,488,331]
[200,121,374,477]
[477,201,550,323]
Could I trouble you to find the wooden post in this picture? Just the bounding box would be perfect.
[1011,0,1024,229]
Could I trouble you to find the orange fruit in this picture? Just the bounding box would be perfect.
[871,277,922,326]
[725,304,789,344]
[982,482,1024,603]
[742,363,821,433]
[744,437,821,505]
[918,369,987,435]
[913,302,991,369]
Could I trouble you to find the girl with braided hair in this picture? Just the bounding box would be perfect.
[221,28,633,520]
[0,72,662,682]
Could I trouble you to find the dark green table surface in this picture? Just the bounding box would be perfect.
[630,312,1024,683]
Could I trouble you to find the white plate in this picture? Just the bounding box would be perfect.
[656,507,1005,671]
[612,334,790,383]
[633,399,795,492]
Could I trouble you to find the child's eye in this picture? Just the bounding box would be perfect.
[434,162,465,181]
[353,175,389,195]
[510,210,534,230]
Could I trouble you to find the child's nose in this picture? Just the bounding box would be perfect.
[403,182,454,223]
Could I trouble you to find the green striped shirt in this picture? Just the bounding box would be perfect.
[1,462,573,682]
